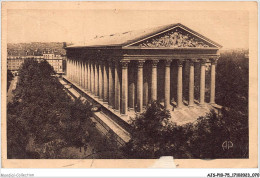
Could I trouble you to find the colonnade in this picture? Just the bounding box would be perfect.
[66,58,217,115]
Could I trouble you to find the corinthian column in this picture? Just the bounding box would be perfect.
[81,61,84,87]
[90,61,92,93]
[114,62,120,111]
[87,61,91,91]
[73,60,75,81]
[74,60,76,83]
[84,61,87,89]
[66,59,69,78]
[164,59,172,110]
[94,62,99,96]
[77,61,79,84]
[76,60,78,83]
[77,61,80,84]
[137,60,145,112]
[80,61,83,87]
[73,60,76,82]
[70,60,72,80]
[210,58,217,104]
[79,61,81,85]
[143,82,148,106]
[90,61,93,93]
[98,62,103,100]
[189,60,195,106]
[151,60,159,101]
[200,59,206,105]
[81,61,85,88]
[74,61,77,83]
[108,62,114,108]
[103,61,108,103]
[74,60,76,82]
[73,60,77,83]
[121,60,130,115]
[177,60,184,108]
[129,82,135,110]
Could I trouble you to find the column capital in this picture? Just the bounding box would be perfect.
[137,60,145,68]
[98,61,103,66]
[189,61,195,66]
[99,59,104,64]
[106,57,112,63]
[200,59,207,66]
[210,58,218,65]
[177,59,184,67]
[92,59,97,65]
[164,59,172,67]
[101,59,107,66]
[151,60,159,67]
[120,60,130,69]
[189,59,196,66]
[114,61,120,67]
[108,61,114,67]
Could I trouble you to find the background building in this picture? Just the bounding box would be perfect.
[7,56,24,71]
[43,51,64,74]
[7,42,67,74]
[7,53,65,74]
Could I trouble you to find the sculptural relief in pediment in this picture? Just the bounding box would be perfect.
[133,27,213,48]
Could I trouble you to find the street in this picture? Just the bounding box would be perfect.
[7,76,18,103]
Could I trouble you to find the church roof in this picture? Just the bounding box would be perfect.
[66,23,222,49]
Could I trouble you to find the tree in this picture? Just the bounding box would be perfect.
[216,49,248,114]
[186,107,248,158]
[38,59,55,77]
[122,101,175,158]
[8,59,114,159]
[61,98,93,148]
[122,103,248,159]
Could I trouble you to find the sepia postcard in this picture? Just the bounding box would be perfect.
[1,1,258,169]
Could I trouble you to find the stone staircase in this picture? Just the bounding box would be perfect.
[171,104,214,125]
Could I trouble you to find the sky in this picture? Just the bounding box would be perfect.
[7,9,249,49]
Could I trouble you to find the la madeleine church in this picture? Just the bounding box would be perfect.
[64,23,222,144]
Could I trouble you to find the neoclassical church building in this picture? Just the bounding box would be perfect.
[64,23,222,143]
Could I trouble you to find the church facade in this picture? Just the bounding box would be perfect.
[64,23,222,125]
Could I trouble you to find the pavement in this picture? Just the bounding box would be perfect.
[170,104,214,125]
[7,76,18,103]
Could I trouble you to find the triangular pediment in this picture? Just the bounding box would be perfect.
[125,24,221,48]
